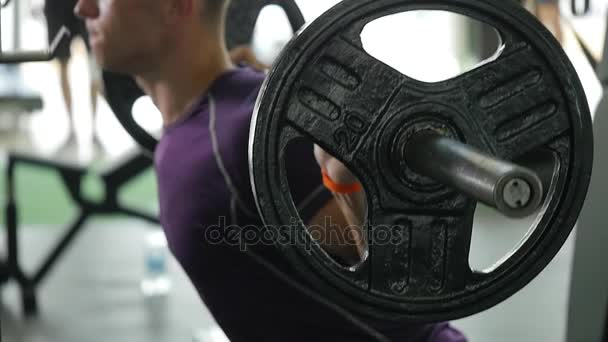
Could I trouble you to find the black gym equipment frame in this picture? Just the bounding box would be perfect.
[0,0,159,315]
[1,151,159,315]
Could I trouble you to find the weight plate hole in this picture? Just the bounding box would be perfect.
[360,10,503,83]
[284,138,369,269]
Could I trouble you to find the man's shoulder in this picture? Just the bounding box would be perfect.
[214,66,266,101]
[210,67,266,142]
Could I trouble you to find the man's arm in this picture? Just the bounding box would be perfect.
[307,197,367,266]
[313,145,367,227]
[309,145,368,266]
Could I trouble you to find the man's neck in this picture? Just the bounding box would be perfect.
[135,38,234,127]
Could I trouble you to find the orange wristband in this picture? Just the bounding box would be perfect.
[321,170,363,194]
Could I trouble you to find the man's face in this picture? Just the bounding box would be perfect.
[75,0,173,74]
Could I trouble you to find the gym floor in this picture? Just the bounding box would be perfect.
[0,1,605,341]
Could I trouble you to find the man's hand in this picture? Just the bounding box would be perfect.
[229,45,269,71]
[313,145,360,185]
[310,145,367,264]
[312,145,367,250]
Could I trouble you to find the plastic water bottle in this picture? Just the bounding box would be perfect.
[141,227,172,296]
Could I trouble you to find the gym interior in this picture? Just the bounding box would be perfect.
[0,0,606,341]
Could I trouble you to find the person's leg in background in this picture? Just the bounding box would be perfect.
[88,55,103,147]
[57,57,76,141]
[77,18,104,147]
[44,0,78,144]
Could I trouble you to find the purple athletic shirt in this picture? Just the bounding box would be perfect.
[154,66,467,342]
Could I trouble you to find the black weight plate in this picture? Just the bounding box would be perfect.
[104,0,305,155]
[250,0,593,322]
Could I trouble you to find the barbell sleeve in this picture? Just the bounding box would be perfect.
[403,132,544,218]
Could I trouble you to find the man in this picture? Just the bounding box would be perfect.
[74,0,466,341]
[44,0,102,146]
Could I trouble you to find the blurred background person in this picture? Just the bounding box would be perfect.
[44,0,102,147]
